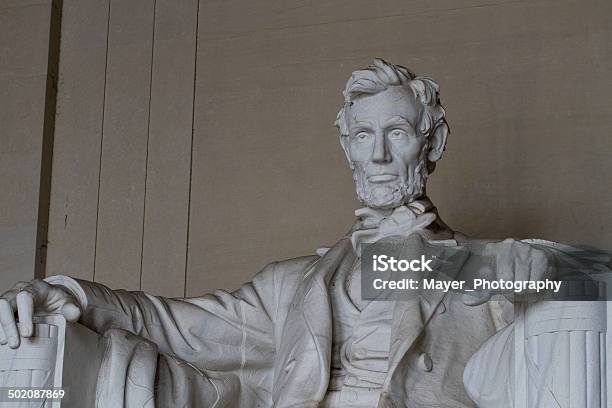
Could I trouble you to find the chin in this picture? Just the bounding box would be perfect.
[357,182,418,210]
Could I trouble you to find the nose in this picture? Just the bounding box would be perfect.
[372,131,391,163]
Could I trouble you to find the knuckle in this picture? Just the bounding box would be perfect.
[29,279,48,292]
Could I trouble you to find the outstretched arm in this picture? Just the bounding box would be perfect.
[54,265,277,367]
[0,261,284,368]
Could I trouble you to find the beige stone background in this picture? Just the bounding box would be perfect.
[1,0,611,296]
[0,0,58,293]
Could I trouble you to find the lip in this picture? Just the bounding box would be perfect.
[367,174,398,183]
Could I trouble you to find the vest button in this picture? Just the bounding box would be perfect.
[418,352,433,372]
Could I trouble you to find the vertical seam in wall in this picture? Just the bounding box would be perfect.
[184,0,200,298]
[92,0,112,283]
[36,0,63,279]
[240,300,247,384]
[139,0,157,291]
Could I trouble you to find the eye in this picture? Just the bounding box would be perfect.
[354,132,371,141]
[389,129,406,139]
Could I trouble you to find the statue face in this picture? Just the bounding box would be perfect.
[342,86,429,210]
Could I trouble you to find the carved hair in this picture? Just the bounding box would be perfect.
[335,58,448,141]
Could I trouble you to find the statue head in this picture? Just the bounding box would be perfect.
[335,58,449,210]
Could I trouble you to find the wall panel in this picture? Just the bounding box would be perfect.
[93,0,155,290]
[140,0,198,297]
[46,0,109,281]
[47,0,198,295]
[0,1,53,292]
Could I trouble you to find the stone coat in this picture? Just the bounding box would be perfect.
[57,235,499,407]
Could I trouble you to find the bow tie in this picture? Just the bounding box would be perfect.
[350,198,437,256]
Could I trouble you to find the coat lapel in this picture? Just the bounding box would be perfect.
[273,238,356,407]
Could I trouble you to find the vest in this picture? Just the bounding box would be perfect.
[321,258,394,407]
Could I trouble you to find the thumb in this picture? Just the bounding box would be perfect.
[60,302,81,322]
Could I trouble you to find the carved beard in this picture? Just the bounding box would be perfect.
[352,150,429,210]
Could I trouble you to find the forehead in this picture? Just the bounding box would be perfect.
[348,86,421,127]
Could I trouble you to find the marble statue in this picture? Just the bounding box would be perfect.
[0,58,609,407]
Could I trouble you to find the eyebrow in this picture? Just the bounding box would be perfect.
[382,115,415,128]
[348,120,375,133]
[350,120,374,129]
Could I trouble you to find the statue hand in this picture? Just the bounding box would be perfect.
[463,238,557,306]
[0,280,81,348]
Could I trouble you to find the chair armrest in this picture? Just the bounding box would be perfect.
[0,315,105,407]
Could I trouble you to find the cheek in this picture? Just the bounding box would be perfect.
[389,138,424,165]
[348,140,374,162]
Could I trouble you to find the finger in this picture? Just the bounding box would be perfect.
[60,302,81,322]
[16,291,34,337]
[0,299,19,348]
[0,324,6,345]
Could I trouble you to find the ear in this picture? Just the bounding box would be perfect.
[427,121,448,163]
[339,135,354,169]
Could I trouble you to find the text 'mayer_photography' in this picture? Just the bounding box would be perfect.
[1,1,612,407]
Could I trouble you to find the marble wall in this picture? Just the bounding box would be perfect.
[0,0,58,293]
[40,0,612,296]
